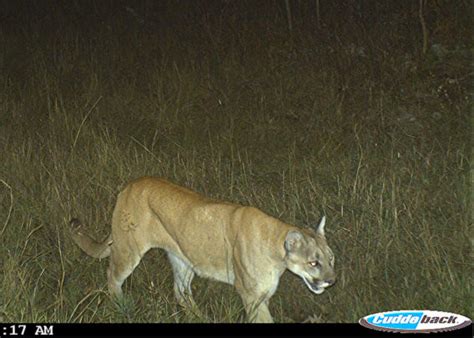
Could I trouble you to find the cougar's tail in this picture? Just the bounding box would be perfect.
[69,218,112,259]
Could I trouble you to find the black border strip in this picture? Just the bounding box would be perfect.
[2,323,472,338]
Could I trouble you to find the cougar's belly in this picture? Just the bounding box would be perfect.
[170,247,235,284]
[182,242,235,284]
[193,264,235,284]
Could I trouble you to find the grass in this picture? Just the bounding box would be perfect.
[0,1,472,323]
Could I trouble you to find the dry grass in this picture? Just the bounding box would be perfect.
[0,1,471,323]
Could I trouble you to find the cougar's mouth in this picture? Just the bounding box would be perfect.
[303,277,325,295]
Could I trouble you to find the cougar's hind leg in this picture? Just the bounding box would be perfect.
[106,227,150,299]
[167,252,197,308]
[106,246,143,300]
[106,194,143,299]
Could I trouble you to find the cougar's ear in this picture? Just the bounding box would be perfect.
[284,230,304,252]
[315,216,326,237]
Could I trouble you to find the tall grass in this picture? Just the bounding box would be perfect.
[0,1,471,323]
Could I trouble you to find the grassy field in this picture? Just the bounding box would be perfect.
[0,1,472,323]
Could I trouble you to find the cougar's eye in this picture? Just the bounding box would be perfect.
[309,261,320,268]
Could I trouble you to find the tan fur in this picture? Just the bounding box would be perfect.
[70,177,336,323]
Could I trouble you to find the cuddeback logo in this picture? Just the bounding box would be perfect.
[359,310,471,333]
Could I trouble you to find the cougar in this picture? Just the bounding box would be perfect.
[70,177,336,323]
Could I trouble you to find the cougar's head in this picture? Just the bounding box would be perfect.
[284,216,336,295]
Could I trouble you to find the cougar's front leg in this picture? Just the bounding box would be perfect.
[233,264,277,323]
[234,282,274,323]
